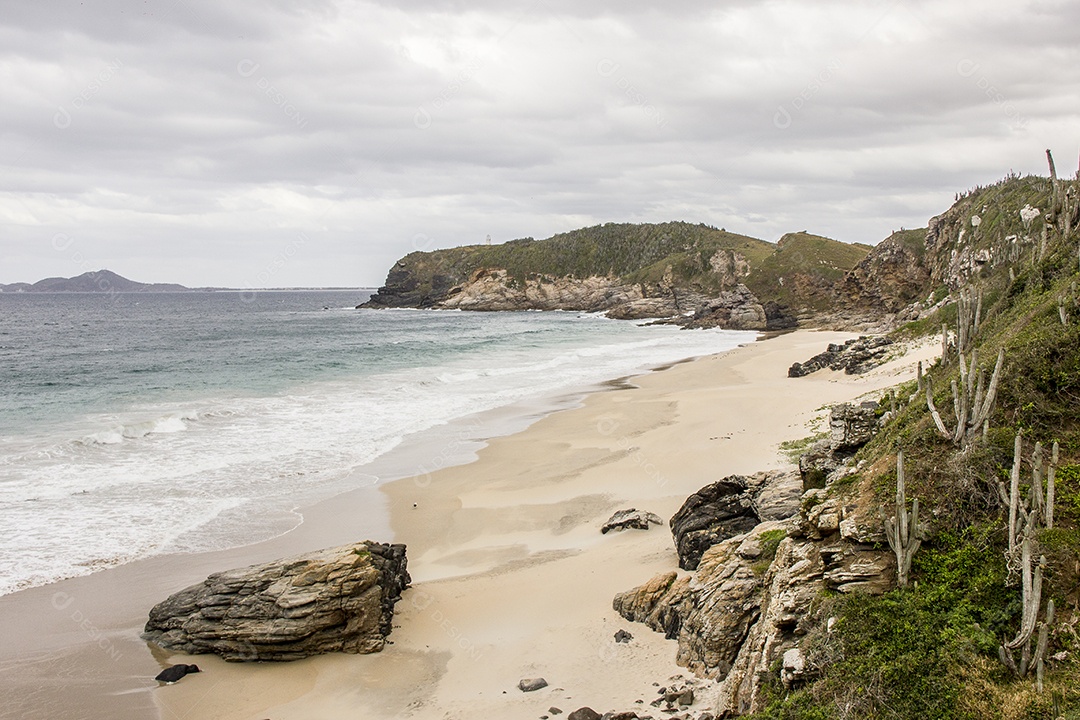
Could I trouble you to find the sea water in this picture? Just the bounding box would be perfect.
[0,290,754,595]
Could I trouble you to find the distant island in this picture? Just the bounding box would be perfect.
[0,269,191,294]
[0,269,367,293]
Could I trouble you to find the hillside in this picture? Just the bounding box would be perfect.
[362,222,869,323]
[748,159,1080,718]
[0,269,190,293]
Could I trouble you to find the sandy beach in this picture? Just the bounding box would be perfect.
[0,329,936,720]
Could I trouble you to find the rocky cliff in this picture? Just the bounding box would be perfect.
[614,403,894,716]
[361,222,867,328]
[144,541,410,661]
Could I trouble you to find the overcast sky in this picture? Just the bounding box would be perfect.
[2,0,1078,288]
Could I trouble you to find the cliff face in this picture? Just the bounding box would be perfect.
[439,269,644,312]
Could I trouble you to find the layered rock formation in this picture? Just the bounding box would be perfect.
[668,470,802,570]
[144,541,410,661]
[616,402,892,715]
[787,336,893,377]
[440,269,644,312]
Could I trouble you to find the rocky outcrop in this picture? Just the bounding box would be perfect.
[787,336,893,377]
[799,402,881,489]
[835,229,931,314]
[433,269,640,312]
[669,470,802,570]
[605,297,681,320]
[144,541,410,661]
[680,284,767,330]
[601,509,664,533]
[617,451,895,715]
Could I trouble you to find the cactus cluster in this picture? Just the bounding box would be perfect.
[996,432,1059,688]
[884,450,924,588]
[925,346,1005,448]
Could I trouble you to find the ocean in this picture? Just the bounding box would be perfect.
[0,290,755,596]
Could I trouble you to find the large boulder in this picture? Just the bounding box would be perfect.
[669,470,801,570]
[682,284,769,330]
[669,477,758,570]
[144,541,410,661]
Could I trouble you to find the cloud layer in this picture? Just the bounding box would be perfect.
[2,0,1078,286]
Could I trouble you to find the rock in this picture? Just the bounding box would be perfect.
[614,629,633,643]
[568,708,602,720]
[829,402,878,450]
[154,664,200,683]
[519,678,549,692]
[797,403,881,491]
[439,269,644,312]
[602,509,664,534]
[747,469,803,522]
[787,336,892,377]
[606,297,680,320]
[613,571,691,640]
[677,688,694,706]
[780,648,806,689]
[143,541,410,661]
[550,707,564,715]
[681,285,768,330]
[669,477,758,570]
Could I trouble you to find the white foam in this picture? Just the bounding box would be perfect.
[0,314,754,596]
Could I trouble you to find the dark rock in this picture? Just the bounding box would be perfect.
[681,285,767,330]
[602,509,663,534]
[143,541,410,661]
[762,301,799,330]
[669,477,758,570]
[677,688,694,706]
[568,708,603,720]
[154,664,200,683]
[519,677,549,692]
[614,629,633,643]
[550,708,563,716]
[787,336,892,377]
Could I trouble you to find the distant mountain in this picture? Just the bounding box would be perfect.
[0,269,190,293]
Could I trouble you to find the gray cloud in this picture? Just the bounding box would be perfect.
[2,0,1078,287]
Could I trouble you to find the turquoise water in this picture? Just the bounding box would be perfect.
[0,290,754,594]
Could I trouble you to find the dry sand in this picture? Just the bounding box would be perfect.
[0,329,938,720]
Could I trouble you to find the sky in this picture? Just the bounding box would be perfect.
[2,0,1079,288]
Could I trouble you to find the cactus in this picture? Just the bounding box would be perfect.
[884,450,923,587]
[996,432,1059,683]
[925,346,1005,448]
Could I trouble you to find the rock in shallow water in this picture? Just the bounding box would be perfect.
[143,541,409,661]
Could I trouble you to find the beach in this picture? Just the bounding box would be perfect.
[0,329,936,720]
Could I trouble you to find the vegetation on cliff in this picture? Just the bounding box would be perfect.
[363,221,869,313]
[754,163,1080,720]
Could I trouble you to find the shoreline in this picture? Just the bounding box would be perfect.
[0,329,937,720]
[0,329,757,720]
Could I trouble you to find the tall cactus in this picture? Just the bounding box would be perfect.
[926,346,1005,448]
[884,450,923,587]
[996,432,1059,683]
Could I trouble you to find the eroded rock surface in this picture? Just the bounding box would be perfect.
[144,541,410,661]
[787,336,893,377]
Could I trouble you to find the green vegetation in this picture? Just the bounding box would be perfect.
[370,222,871,309]
[744,232,871,311]
[753,529,788,576]
[752,170,1080,719]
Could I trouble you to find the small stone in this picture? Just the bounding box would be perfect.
[567,709,602,720]
[154,664,200,683]
[519,678,549,692]
[677,688,694,706]
[614,629,633,643]
[550,708,563,715]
